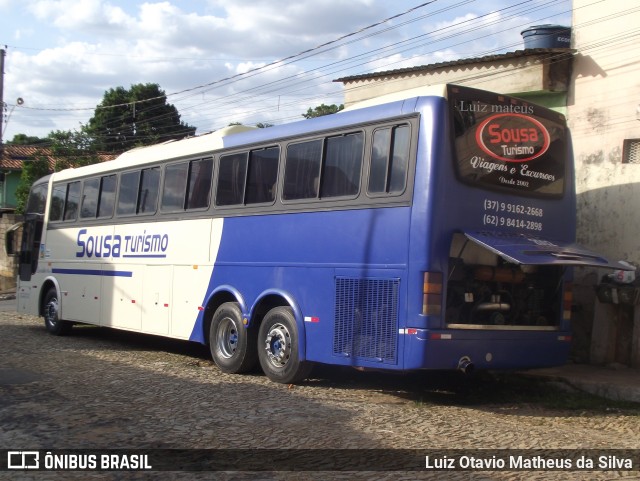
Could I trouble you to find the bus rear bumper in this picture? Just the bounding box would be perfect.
[402,328,572,371]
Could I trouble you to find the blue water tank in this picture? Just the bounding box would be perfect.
[521,25,571,49]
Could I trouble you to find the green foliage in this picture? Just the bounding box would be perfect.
[47,129,100,171]
[13,130,100,213]
[10,82,196,213]
[86,83,196,152]
[14,154,50,214]
[7,134,47,145]
[302,103,344,119]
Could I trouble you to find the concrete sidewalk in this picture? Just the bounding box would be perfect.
[527,363,640,403]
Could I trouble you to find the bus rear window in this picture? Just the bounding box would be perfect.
[448,85,566,197]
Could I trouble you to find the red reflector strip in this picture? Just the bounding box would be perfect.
[398,328,418,335]
[198,306,205,311]
[558,335,572,342]
[304,316,320,323]
[429,333,453,340]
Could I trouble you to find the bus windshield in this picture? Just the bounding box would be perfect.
[448,85,566,197]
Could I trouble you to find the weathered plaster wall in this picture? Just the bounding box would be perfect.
[569,1,640,267]
[568,0,640,367]
[343,56,549,106]
[0,213,19,280]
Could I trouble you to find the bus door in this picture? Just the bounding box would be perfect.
[16,213,44,282]
[5,218,41,313]
[5,178,50,293]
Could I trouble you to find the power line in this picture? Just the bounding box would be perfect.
[10,0,629,151]
[10,0,441,114]
[68,0,562,141]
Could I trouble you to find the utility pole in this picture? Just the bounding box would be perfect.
[0,48,5,158]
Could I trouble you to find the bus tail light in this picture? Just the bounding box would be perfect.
[563,282,573,321]
[422,271,443,316]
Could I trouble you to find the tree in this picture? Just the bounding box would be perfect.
[47,129,100,171]
[302,103,344,119]
[7,134,47,145]
[15,154,50,214]
[86,83,196,153]
[13,130,101,213]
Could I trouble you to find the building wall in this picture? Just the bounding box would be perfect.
[342,53,559,106]
[515,91,567,115]
[1,171,20,208]
[0,212,20,281]
[568,0,640,265]
[341,53,571,120]
[567,0,640,368]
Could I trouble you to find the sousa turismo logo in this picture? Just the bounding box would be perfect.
[475,113,551,162]
[75,228,169,258]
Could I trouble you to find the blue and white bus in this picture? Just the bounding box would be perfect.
[7,84,629,383]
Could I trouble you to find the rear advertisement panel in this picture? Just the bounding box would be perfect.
[448,85,567,198]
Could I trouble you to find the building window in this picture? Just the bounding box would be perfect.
[622,139,640,164]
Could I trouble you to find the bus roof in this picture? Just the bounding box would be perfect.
[50,84,452,183]
[51,125,258,182]
[341,84,448,111]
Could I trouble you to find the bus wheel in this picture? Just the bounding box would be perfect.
[258,306,311,384]
[43,288,72,336]
[209,302,257,374]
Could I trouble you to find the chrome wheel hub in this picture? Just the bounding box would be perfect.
[264,323,291,368]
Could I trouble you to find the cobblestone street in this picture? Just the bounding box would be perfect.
[1,307,639,481]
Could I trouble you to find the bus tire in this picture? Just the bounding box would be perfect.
[258,306,311,384]
[43,287,72,336]
[209,302,257,374]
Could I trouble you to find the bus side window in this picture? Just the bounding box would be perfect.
[80,178,100,218]
[245,147,279,204]
[283,139,322,200]
[97,175,117,218]
[117,171,140,216]
[216,153,248,206]
[162,162,188,212]
[49,182,81,221]
[63,182,81,221]
[138,167,160,214]
[50,181,82,222]
[186,157,213,209]
[49,184,66,222]
[321,133,363,198]
[368,125,410,195]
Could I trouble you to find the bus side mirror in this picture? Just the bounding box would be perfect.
[5,222,23,257]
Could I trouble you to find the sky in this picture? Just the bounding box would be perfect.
[0,0,572,143]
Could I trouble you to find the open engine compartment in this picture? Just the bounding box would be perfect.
[446,233,565,328]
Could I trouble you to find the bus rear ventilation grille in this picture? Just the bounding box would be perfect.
[333,277,400,364]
